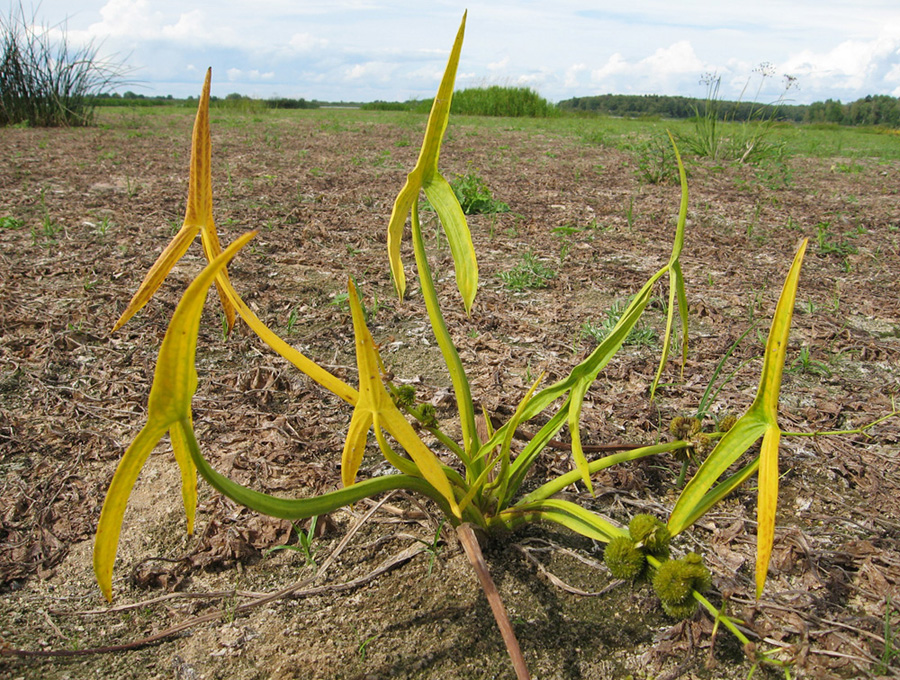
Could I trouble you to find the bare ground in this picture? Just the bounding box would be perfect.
[0,108,899,679]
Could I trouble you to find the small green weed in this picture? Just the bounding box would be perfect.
[789,346,831,377]
[0,215,23,229]
[877,596,899,674]
[331,286,382,322]
[498,251,556,290]
[582,299,658,347]
[816,222,857,257]
[632,133,679,184]
[448,170,509,215]
[94,216,113,236]
[415,519,446,576]
[264,516,319,571]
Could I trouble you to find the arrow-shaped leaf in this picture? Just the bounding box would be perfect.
[668,239,808,598]
[94,231,256,601]
[386,12,477,312]
[113,68,235,332]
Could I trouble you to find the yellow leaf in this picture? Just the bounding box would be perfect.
[113,68,235,332]
[94,231,256,601]
[385,13,476,310]
[170,416,197,535]
[111,221,198,332]
[752,239,808,420]
[341,407,374,488]
[344,281,460,518]
[756,426,780,597]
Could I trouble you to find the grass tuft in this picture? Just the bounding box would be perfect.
[0,2,129,127]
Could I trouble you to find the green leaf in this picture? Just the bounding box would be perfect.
[500,498,626,542]
[411,203,477,459]
[180,419,458,520]
[668,414,768,537]
[422,174,478,313]
[650,136,689,398]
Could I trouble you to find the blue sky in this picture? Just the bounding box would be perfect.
[28,1,900,104]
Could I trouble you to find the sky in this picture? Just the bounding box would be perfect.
[22,0,900,105]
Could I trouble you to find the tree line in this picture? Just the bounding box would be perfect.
[558,93,900,127]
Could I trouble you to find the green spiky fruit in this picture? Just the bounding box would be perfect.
[418,403,438,428]
[669,416,701,440]
[718,414,738,432]
[395,384,416,408]
[604,536,646,580]
[628,514,671,559]
[652,552,711,619]
[692,433,712,457]
[661,597,699,619]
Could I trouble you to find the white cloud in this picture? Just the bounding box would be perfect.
[564,63,588,88]
[226,69,275,82]
[488,56,510,71]
[289,32,329,52]
[91,0,162,40]
[588,41,713,95]
[160,9,205,42]
[643,41,706,76]
[21,0,900,103]
[780,21,900,93]
[344,61,397,82]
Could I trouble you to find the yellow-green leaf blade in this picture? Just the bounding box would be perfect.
[650,267,680,400]
[756,426,780,597]
[347,282,460,518]
[146,231,257,422]
[93,421,169,601]
[417,12,466,178]
[189,68,235,330]
[111,222,198,332]
[521,280,656,421]
[567,379,594,495]
[341,408,374,488]
[411,203,476,457]
[667,132,689,265]
[422,174,478,313]
[386,178,419,300]
[669,413,768,535]
[179,417,458,520]
[501,498,626,542]
[169,417,197,535]
[95,231,257,601]
[385,12,467,302]
[752,239,809,420]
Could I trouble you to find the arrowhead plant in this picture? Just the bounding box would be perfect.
[93,12,894,678]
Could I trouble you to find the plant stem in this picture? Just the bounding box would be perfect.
[781,409,898,438]
[518,441,688,505]
[411,202,479,467]
[456,523,531,680]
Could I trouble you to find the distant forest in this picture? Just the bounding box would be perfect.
[94,90,900,127]
[557,93,900,127]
